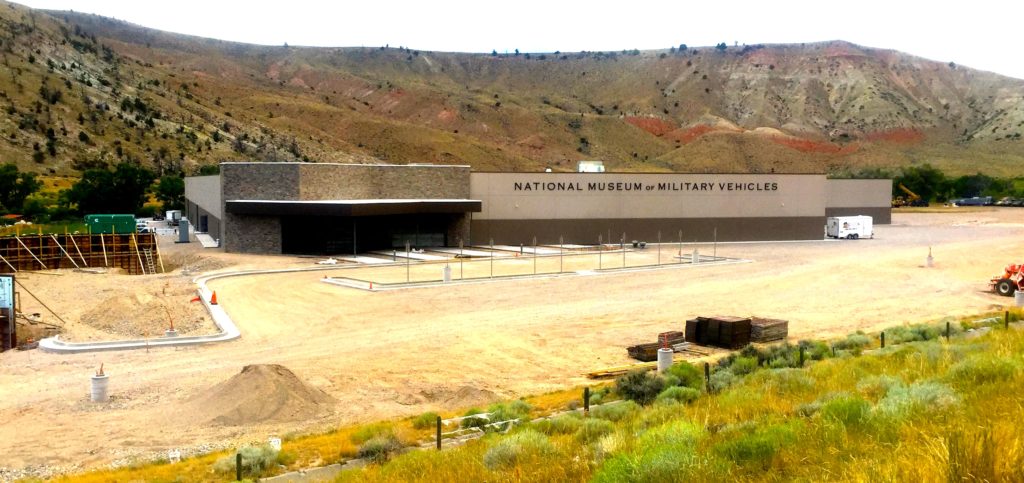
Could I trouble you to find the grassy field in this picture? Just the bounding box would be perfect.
[51,309,1024,482]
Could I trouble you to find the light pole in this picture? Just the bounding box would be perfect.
[598,234,603,270]
[533,236,537,275]
[459,238,464,279]
[678,230,682,264]
[657,230,661,266]
[405,240,411,282]
[489,238,494,278]
[559,235,564,273]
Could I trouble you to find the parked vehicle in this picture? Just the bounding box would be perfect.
[826,216,873,240]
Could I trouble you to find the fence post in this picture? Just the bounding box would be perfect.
[704,362,711,393]
[598,234,603,270]
[533,236,537,275]
[831,344,836,357]
[583,387,590,416]
[235,452,242,481]
[945,321,951,340]
[490,239,494,279]
[657,231,661,266]
[436,416,442,450]
[1006,310,1010,329]
[713,227,717,260]
[678,230,683,264]
[459,239,464,280]
[799,346,805,367]
[622,232,626,268]
[559,235,564,273]
[880,331,885,349]
[405,240,411,283]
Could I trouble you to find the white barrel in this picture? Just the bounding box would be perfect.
[91,374,109,402]
[692,248,699,264]
[926,255,934,267]
[442,264,452,283]
[657,348,674,373]
[1015,290,1024,307]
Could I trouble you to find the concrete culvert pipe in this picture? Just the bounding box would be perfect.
[91,374,109,402]
[657,348,674,373]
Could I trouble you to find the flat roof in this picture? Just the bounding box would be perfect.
[225,199,482,217]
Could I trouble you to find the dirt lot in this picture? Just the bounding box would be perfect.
[0,209,1022,476]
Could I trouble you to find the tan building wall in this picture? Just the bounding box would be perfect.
[825,179,892,224]
[183,175,222,219]
[469,173,828,244]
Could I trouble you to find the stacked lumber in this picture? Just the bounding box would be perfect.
[627,332,686,362]
[751,318,789,342]
[685,316,752,349]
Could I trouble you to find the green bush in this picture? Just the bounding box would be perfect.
[357,434,403,464]
[213,445,278,477]
[589,392,604,406]
[656,386,700,405]
[488,400,532,423]
[662,374,681,387]
[796,392,847,417]
[460,408,489,430]
[667,362,704,390]
[531,414,583,435]
[616,370,666,406]
[875,381,959,420]
[763,368,815,393]
[593,420,718,482]
[885,324,942,344]
[801,340,832,360]
[948,354,1019,385]
[482,429,555,469]
[575,418,615,443]
[834,333,871,353]
[350,423,394,444]
[856,375,903,399]
[709,369,736,392]
[818,395,872,428]
[591,401,640,422]
[411,411,439,430]
[730,356,759,375]
[713,422,799,469]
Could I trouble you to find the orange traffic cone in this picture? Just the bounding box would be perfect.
[210,291,218,305]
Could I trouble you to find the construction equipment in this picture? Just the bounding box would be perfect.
[991,263,1024,296]
[892,183,928,208]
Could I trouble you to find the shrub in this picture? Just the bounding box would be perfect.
[709,369,736,392]
[875,380,959,420]
[482,429,555,469]
[856,375,903,399]
[357,434,403,464]
[763,368,815,393]
[488,400,532,423]
[656,386,700,405]
[948,354,1019,385]
[818,395,872,427]
[411,411,439,430]
[591,401,640,422]
[662,374,681,387]
[885,324,942,344]
[730,356,759,375]
[593,420,718,482]
[796,392,847,417]
[834,333,871,353]
[213,445,278,477]
[460,408,489,430]
[350,423,394,444]
[667,362,704,390]
[713,422,799,469]
[531,414,582,435]
[589,392,604,405]
[800,340,831,360]
[616,370,666,405]
[575,418,615,443]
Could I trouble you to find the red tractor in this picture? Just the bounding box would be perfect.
[991,263,1024,296]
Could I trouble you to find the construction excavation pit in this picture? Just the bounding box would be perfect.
[0,209,1022,477]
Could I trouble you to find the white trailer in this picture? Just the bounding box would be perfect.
[826,215,873,239]
[165,210,182,226]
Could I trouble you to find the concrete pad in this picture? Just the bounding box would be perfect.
[431,247,512,258]
[371,250,449,261]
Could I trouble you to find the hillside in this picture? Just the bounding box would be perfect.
[0,1,1022,183]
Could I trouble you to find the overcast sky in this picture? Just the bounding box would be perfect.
[14,0,1024,80]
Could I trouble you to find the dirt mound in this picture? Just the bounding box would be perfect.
[186,365,337,426]
[420,385,499,408]
[76,291,211,340]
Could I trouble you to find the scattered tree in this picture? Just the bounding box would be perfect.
[64,162,156,214]
[0,163,41,213]
[154,174,184,210]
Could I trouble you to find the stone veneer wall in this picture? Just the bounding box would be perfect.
[219,163,472,253]
[297,164,471,200]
